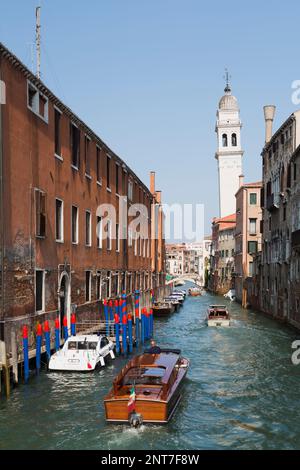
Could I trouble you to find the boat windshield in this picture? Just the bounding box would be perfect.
[123,366,165,385]
[68,341,98,350]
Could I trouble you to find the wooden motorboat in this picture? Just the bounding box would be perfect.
[104,349,189,424]
[49,335,115,371]
[207,305,230,327]
[152,301,175,316]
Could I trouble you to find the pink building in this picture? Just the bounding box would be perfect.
[235,178,262,306]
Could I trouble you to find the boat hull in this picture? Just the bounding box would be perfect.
[207,319,230,327]
[152,306,175,316]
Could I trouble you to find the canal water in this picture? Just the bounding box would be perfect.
[1,285,300,450]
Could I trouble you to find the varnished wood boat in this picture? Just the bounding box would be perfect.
[152,301,175,316]
[104,349,189,424]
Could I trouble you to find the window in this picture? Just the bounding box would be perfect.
[249,218,257,235]
[106,155,111,189]
[97,216,103,248]
[27,81,48,122]
[249,193,257,205]
[55,199,63,242]
[115,163,119,194]
[294,162,297,181]
[96,147,101,183]
[71,206,79,244]
[85,271,91,302]
[248,241,258,254]
[231,133,237,146]
[249,262,253,277]
[128,179,133,201]
[70,123,80,168]
[231,249,234,257]
[96,271,102,299]
[106,219,112,250]
[225,249,229,257]
[116,223,120,252]
[35,189,46,237]
[85,210,91,246]
[36,270,45,312]
[222,134,228,147]
[54,109,61,157]
[85,136,91,176]
[122,169,126,194]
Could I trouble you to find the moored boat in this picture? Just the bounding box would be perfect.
[207,305,231,327]
[152,301,175,316]
[164,297,180,311]
[48,334,115,371]
[104,349,189,424]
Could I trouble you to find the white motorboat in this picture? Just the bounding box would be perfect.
[207,305,231,327]
[49,334,115,372]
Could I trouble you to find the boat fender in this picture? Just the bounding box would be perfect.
[129,412,143,428]
[110,350,115,359]
[100,356,105,367]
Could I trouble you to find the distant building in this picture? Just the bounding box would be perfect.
[208,214,236,294]
[235,178,262,306]
[166,241,209,285]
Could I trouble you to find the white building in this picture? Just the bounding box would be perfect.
[215,77,244,217]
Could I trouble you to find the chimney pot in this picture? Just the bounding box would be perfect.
[263,105,276,144]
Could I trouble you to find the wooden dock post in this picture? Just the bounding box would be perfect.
[0,340,10,397]
[11,330,18,384]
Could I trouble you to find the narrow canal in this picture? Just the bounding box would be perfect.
[1,285,300,450]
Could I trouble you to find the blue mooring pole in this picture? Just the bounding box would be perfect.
[114,314,120,355]
[22,325,29,383]
[63,317,68,342]
[135,290,140,348]
[141,308,145,344]
[36,324,42,374]
[71,313,76,336]
[128,314,133,353]
[55,318,60,351]
[44,320,51,362]
[122,315,127,356]
[104,299,109,337]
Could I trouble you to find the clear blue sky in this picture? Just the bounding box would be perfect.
[1,0,300,234]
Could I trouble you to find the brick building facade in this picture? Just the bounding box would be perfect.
[0,43,166,354]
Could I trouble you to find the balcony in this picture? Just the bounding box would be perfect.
[292,230,300,249]
[266,193,279,212]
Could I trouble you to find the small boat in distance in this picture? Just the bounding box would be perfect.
[188,287,202,296]
[48,335,115,371]
[164,297,181,311]
[104,349,189,425]
[207,305,231,327]
[152,301,175,316]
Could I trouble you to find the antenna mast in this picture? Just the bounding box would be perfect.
[36,6,41,79]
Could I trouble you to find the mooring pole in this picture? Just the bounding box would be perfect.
[103,299,109,337]
[55,318,60,351]
[44,320,51,362]
[71,312,76,336]
[22,325,29,383]
[114,313,120,355]
[36,323,42,374]
[127,313,133,353]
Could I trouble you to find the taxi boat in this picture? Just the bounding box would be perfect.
[207,305,230,327]
[48,335,115,371]
[152,301,175,316]
[104,349,189,425]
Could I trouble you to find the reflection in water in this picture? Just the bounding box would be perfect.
[1,285,300,450]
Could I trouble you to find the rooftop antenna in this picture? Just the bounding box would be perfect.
[223,68,231,93]
[36,6,41,79]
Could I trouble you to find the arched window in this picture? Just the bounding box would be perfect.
[232,133,237,146]
[222,134,228,147]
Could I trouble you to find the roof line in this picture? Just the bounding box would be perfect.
[0,41,152,195]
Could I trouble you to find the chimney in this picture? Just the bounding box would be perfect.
[156,190,161,204]
[263,105,276,144]
[150,171,155,194]
[239,174,244,187]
